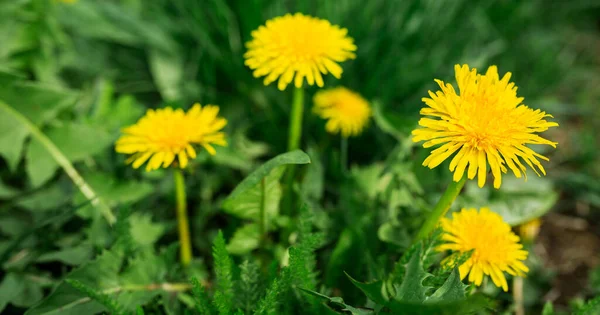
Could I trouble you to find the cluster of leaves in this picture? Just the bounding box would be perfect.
[303,229,490,315]
[191,207,324,315]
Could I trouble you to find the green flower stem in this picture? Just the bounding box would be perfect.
[174,169,192,266]
[284,87,304,213]
[413,176,467,242]
[0,101,116,224]
[341,136,348,174]
[288,87,305,151]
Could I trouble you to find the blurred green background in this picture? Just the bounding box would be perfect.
[0,0,599,314]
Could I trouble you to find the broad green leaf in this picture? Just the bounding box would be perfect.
[0,81,76,171]
[426,268,466,303]
[26,250,123,315]
[27,122,113,187]
[15,184,68,212]
[325,228,354,286]
[0,97,115,223]
[0,107,28,171]
[0,273,22,312]
[301,146,324,201]
[26,247,171,315]
[75,172,153,218]
[36,245,94,266]
[222,150,311,221]
[0,180,19,199]
[299,288,375,315]
[212,146,256,172]
[395,247,431,303]
[56,1,173,50]
[372,101,417,140]
[345,272,388,305]
[378,221,411,247]
[226,223,260,255]
[0,273,43,311]
[92,80,144,131]
[0,82,77,126]
[386,294,490,315]
[148,49,184,101]
[351,163,385,199]
[457,176,558,226]
[117,253,169,308]
[128,213,165,248]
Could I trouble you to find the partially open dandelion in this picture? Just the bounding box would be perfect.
[412,64,558,189]
[438,207,529,291]
[244,13,357,91]
[115,104,227,171]
[313,87,371,137]
[518,218,542,242]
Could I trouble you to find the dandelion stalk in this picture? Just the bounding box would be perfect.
[513,277,525,315]
[284,87,304,213]
[413,176,466,242]
[340,136,348,174]
[0,101,116,224]
[174,169,192,266]
[288,87,304,152]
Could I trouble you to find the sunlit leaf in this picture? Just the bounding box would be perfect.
[226,223,260,255]
[222,150,310,221]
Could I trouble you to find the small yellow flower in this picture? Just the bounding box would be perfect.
[518,218,542,242]
[412,64,558,189]
[438,207,529,291]
[313,87,371,137]
[244,13,357,91]
[115,104,227,171]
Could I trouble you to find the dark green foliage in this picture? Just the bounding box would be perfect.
[317,236,489,315]
[395,247,432,303]
[191,277,215,315]
[542,301,554,315]
[188,208,325,315]
[113,207,136,255]
[65,279,126,315]
[212,231,235,315]
[237,260,262,313]
[576,296,600,315]
[254,278,281,315]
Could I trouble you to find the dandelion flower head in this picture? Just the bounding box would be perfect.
[518,218,542,242]
[115,104,227,171]
[438,207,529,291]
[244,13,357,91]
[313,87,371,137]
[412,64,558,189]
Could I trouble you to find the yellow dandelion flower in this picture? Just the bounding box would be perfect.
[412,64,558,189]
[438,207,529,291]
[115,104,227,171]
[518,218,542,242]
[244,13,357,91]
[313,87,371,137]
